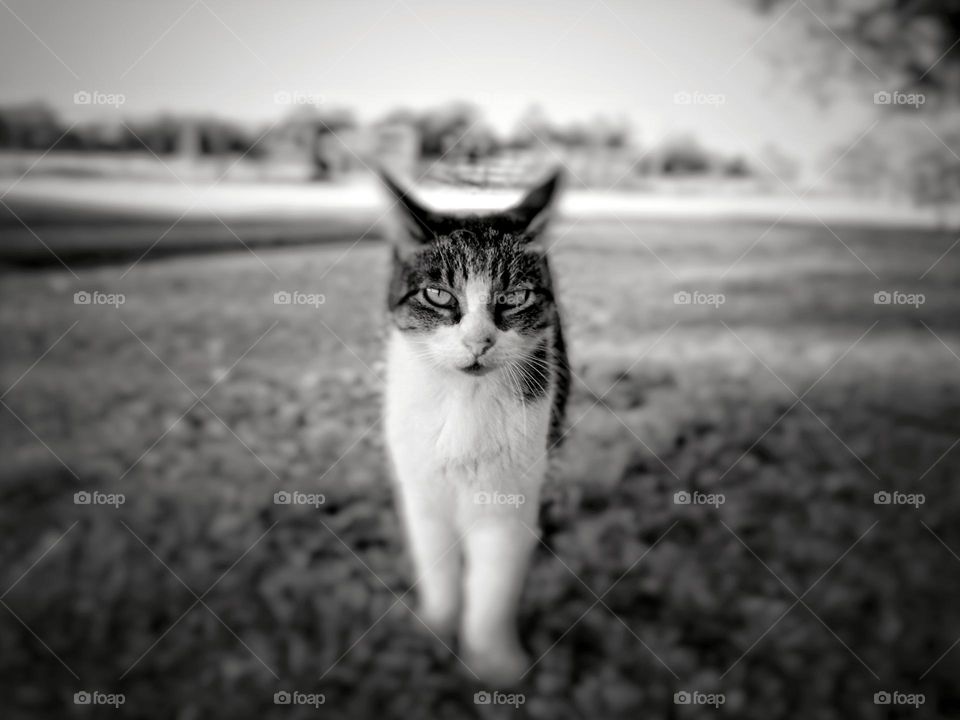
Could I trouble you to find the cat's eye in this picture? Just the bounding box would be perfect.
[423,287,457,308]
[499,289,532,309]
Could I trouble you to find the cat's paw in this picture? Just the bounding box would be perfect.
[411,601,458,640]
[463,641,530,687]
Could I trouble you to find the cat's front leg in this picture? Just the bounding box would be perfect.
[460,510,538,686]
[397,486,462,638]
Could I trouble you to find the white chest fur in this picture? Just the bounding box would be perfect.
[383,330,552,505]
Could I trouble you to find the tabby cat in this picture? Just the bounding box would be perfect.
[381,169,569,686]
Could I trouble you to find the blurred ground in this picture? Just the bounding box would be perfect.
[2,218,960,719]
[1,176,953,266]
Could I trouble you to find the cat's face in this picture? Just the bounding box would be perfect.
[389,225,556,376]
[382,171,562,381]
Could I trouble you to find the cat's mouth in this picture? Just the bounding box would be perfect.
[460,362,496,376]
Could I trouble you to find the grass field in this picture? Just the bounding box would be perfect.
[2,217,960,719]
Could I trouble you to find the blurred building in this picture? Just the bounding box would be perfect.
[262,107,364,181]
[372,114,420,178]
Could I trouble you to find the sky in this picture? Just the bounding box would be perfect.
[0,0,878,171]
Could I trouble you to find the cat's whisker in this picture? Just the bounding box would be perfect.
[514,348,558,372]
[502,362,529,442]
[509,361,549,400]
[510,351,556,383]
[514,361,554,382]
[404,346,444,370]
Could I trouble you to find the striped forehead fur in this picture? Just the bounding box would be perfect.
[387,221,555,316]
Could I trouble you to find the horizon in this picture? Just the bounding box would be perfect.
[0,0,880,174]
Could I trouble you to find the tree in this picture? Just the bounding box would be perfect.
[0,102,62,149]
[753,0,960,220]
[753,0,960,105]
[415,102,481,159]
[658,135,715,176]
[907,125,960,227]
[828,135,892,196]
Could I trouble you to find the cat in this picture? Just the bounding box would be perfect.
[380,168,570,687]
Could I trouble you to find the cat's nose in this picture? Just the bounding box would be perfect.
[463,334,495,357]
[460,314,496,356]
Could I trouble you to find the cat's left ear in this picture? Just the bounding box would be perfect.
[378,168,445,248]
[505,168,564,239]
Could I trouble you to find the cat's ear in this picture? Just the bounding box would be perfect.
[378,168,443,247]
[505,168,564,239]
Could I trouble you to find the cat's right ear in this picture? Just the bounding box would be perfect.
[378,169,442,248]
